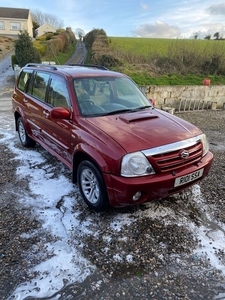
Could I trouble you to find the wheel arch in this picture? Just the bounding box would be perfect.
[72,149,107,184]
[14,109,32,135]
[14,111,21,131]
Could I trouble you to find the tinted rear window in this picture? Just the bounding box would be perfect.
[27,71,51,102]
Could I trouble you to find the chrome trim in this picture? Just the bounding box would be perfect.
[142,136,202,157]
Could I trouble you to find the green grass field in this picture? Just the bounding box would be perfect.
[109,37,225,57]
[108,37,225,85]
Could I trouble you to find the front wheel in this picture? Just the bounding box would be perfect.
[17,117,36,147]
[77,160,109,212]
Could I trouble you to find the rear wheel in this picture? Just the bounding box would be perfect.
[77,160,109,212]
[17,117,36,147]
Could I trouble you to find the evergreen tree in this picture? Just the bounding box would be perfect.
[15,30,41,67]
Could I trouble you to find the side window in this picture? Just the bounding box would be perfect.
[48,76,70,109]
[17,69,33,92]
[28,72,50,101]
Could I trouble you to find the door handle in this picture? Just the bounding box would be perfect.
[23,98,28,103]
[43,110,49,117]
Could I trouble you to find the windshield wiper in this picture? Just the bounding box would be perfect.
[135,105,153,110]
[102,106,153,116]
[103,108,135,116]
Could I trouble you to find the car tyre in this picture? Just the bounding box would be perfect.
[17,117,36,147]
[77,160,109,212]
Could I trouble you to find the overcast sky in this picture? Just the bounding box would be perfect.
[1,0,225,39]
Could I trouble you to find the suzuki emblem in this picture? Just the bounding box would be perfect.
[180,150,189,159]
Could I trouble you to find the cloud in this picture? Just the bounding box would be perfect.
[132,21,181,38]
[140,2,149,10]
[189,22,225,39]
[206,3,225,15]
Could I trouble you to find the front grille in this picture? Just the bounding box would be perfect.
[142,136,204,174]
[151,142,203,172]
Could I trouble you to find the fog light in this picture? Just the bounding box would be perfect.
[132,191,142,201]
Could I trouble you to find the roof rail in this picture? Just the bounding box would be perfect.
[25,63,57,70]
[67,64,108,70]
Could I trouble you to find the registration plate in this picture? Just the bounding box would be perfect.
[174,168,204,187]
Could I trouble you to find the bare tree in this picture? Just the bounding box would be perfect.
[74,28,85,41]
[31,9,64,29]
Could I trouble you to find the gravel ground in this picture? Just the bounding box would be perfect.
[1,109,225,300]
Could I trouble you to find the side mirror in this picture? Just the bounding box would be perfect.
[50,107,70,119]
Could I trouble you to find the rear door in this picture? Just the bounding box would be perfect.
[26,71,51,140]
[13,68,34,132]
[39,74,73,165]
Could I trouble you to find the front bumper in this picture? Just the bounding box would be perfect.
[104,151,214,207]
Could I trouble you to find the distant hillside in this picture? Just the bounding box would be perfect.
[109,37,225,58]
[88,35,225,85]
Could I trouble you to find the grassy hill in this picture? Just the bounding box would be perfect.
[4,32,225,86]
[90,36,225,85]
[109,37,225,58]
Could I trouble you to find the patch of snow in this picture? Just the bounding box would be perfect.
[126,254,134,263]
[113,254,123,262]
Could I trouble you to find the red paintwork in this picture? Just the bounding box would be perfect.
[87,109,202,153]
[50,107,71,119]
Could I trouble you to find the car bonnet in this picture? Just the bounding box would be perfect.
[86,109,202,153]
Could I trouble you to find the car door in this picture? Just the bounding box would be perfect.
[25,71,51,140]
[39,74,73,165]
[14,68,34,129]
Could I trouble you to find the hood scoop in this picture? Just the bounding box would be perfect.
[119,111,158,124]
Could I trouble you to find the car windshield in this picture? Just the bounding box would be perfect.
[73,76,153,116]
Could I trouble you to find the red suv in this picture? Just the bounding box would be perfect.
[12,64,213,211]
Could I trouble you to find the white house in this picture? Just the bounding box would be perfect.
[0,7,33,37]
[35,22,56,37]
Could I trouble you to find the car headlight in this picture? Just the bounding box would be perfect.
[199,134,209,156]
[121,151,155,177]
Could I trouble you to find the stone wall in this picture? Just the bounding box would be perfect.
[141,85,225,111]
